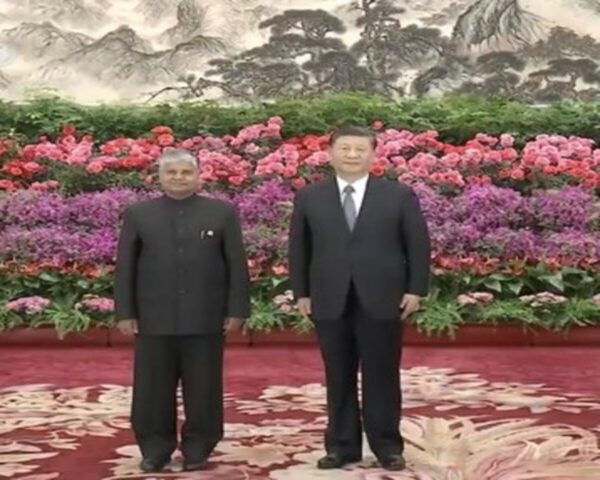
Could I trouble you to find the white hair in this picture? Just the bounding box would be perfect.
[158,149,198,170]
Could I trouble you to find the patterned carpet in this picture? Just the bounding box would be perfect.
[1,346,599,479]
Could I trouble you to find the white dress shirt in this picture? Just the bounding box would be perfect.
[336,175,369,214]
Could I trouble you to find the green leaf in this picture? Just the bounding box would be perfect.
[38,272,60,283]
[483,279,503,292]
[489,273,510,281]
[541,274,565,292]
[507,281,524,295]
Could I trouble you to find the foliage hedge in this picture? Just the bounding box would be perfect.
[1,93,600,144]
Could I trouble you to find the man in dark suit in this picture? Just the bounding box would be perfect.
[288,126,430,471]
[114,148,250,473]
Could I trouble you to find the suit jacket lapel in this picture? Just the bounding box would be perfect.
[324,175,380,237]
[353,175,379,235]
[324,178,352,238]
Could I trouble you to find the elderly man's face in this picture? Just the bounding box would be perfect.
[158,160,199,198]
[328,135,375,179]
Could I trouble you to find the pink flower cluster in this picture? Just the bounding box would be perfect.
[273,290,296,313]
[1,119,599,192]
[519,292,568,307]
[77,294,114,313]
[6,296,50,314]
[197,150,252,185]
[377,130,599,189]
[457,292,495,307]
[184,117,285,187]
[23,132,94,166]
[229,116,283,147]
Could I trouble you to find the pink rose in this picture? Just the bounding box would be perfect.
[500,134,515,148]
[291,178,306,189]
[86,161,104,174]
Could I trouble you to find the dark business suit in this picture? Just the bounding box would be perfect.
[288,176,430,459]
[115,194,250,463]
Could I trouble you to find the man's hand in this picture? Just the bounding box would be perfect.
[297,297,312,320]
[117,319,138,336]
[224,317,245,334]
[400,294,421,320]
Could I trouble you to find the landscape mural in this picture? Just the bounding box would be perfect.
[0,0,598,103]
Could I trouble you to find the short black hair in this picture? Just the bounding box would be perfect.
[329,126,377,149]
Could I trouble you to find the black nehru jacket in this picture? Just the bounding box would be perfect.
[114,194,250,335]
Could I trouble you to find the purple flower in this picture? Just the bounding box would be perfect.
[66,189,158,229]
[231,180,294,227]
[0,181,597,268]
[453,185,527,231]
[412,184,453,227]
[228,181,294,262]
[529,187,598,231]
[0,188,156,230]
[476,228,539,259]
[429,221,482,255]
[543,230,600,262]
[0,226,117,264]
[0,191,68,228]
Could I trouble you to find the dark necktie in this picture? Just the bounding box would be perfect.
[342,184,357,231]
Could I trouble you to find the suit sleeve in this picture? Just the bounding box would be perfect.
[114,207,140,320]
[223,205,251,318]
[288,190,311,299]
[401,187,431,296]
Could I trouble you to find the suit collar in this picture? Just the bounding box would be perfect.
[324,175,380,236]
[335,174,369,195]
[160,193,199,205]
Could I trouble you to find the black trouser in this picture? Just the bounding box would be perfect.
[314,285,403,459]
[131,334,224,463]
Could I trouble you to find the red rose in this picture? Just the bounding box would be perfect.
[291,178,306,189]
[6,166,23,177]
[157,133,175,146]
[122,155,146,169]
[0,179,17,190]
[22,161,44,174]
[569,167,589,179]
[228,175,246,186]
[151,126,173,135]
[543,166,559,176]
[283,166,297,178]
[370,165,386,176]
[61,125,76,136]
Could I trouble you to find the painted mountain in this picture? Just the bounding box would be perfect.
[0,22,94,63]
[37,26,168,88]
[0,0,598,103]
[3,0,108,30]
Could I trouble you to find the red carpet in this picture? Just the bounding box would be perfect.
[1,346,599,479]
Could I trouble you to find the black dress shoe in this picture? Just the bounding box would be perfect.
[317,453,361,469]
[183,458,208,471]
[378,454,406,471]
[139,458,168,473]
